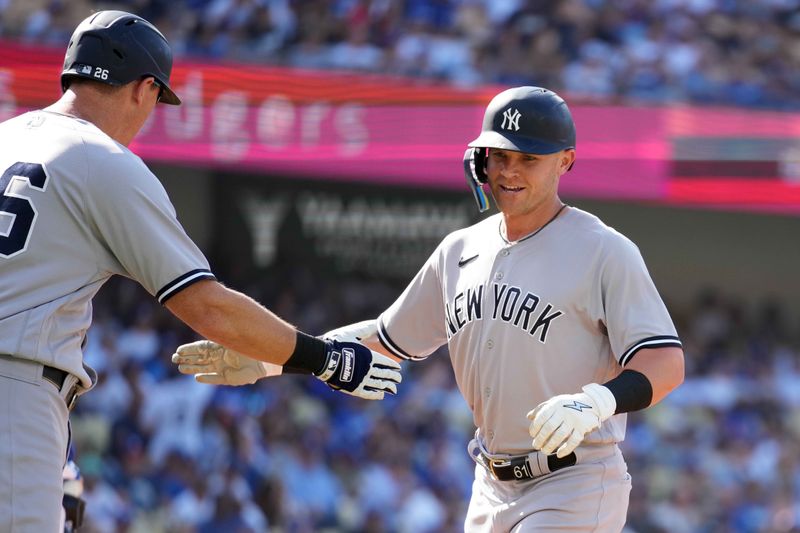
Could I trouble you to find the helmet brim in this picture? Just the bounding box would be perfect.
[468,131,571,155]
[158,84,181,105]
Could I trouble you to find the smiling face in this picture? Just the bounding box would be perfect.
[486,147,575,239]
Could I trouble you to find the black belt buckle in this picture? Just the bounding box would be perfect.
[489,455,534,481]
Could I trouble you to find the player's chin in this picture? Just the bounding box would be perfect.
[492,191,527,211]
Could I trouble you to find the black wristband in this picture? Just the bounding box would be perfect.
[284,331,328,375]
[603,369,653,414]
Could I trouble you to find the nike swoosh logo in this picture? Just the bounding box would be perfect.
[458,254,479,268]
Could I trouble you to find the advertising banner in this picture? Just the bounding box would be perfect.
[212,174,484,280]
[2,41,799,214]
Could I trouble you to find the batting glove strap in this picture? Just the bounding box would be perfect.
[527,383,617,458]
[581,383,617,422]
[316,340,369,391]
[316,344,342,381]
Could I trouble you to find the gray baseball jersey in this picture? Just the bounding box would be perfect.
[377,207,681,455]
[0,110,215,388]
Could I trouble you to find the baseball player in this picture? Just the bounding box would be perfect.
[0,11,400,532]
[174,87,684,532]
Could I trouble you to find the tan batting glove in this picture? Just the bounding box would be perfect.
[171,340,282,385]
[322,319,378,343]
[527,383,616,458]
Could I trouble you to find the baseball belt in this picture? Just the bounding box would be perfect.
[0,354,83,411]
[468,437,577,482]
[42,365,81,411]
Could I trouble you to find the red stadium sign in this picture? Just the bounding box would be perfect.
[2,40,799,215]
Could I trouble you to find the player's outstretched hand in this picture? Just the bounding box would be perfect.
[172,340,282,385]
[527,383,616,458]
[315,339,401,400]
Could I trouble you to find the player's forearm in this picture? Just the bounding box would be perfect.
[165,279,298,365]
[361,337,401,362]
[622,346,684,406]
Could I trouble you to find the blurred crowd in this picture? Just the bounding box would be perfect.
[6,1,800,530]
[67,265,800,533]
[2,0,800,108]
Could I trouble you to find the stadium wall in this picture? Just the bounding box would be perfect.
[154,165,800,323]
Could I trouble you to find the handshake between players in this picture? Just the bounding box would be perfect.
[172,321,401,401]
[172,320,616,460]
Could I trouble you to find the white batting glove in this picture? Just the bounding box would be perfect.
[322,319,378,343]
[527,383,616,458]
[171,340,282,385]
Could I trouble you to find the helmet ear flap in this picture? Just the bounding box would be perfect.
[473,147,488,183]
[463,148,490,212]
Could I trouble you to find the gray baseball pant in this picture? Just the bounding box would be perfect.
[0,355,71,533]
[465,444,632,532]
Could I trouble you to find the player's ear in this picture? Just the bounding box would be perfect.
[131,77,152,106]
[560,149,576,174]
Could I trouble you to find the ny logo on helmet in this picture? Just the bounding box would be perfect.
[501,108,521,131]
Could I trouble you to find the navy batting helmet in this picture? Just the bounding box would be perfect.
[61,11,181,105]
[463,86,575,211]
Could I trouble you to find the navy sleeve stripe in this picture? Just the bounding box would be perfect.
[377,317,426,361]
[156,269,216,304]
[620,335,682,366]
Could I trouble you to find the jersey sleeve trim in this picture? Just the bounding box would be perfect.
[377,317,427,361]
[156,269,216,304]
[619,335,682,366]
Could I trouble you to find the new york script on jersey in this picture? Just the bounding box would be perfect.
[444,282,563,342]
